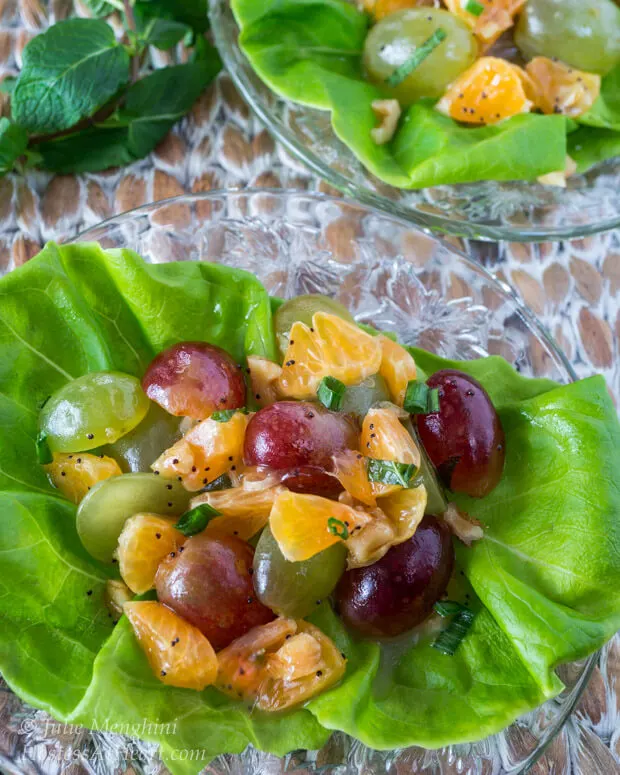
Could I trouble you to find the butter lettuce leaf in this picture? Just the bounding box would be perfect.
[232,0,586,186]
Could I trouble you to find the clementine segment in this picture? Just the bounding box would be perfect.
[333,449,377,507]
[247,355,283,407]
[445,0,526,50]
[436,57,533,125]
[190,486,285,541]
[378,335,417,407]
[116,513,186,594]
[152,411,249,491]
[216,618,346,711]
[124,600,217,690]
[526,57,601,118]
[269,489,372,561]
[361,406,421,497]
[277,312,382,399]
[46,452,121,504]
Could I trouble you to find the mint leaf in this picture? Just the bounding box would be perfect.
[134,0,209,33]
[12,19,130,134]
[137,18,192,50]
[0,118,28,175]
[80,0,121,16]
[37,58,220,173]
[0,77,17,95]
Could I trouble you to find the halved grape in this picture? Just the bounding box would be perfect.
[76,473,190,563]
[363,9,478,104]
[40,371,149,453]
[416,370,505,498]
[341,374,390,419]
[336,514,454,638]
[515,0,620,76]
[274,295,354,359]
[156,532,274,650]
[142,341,246,420]
[253,525,346,618]
[102,403,182,472]
[244,401,358,496]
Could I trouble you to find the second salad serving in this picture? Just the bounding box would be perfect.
[231,0,620,187]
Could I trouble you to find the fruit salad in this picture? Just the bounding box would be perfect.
[232,0,620,187]
[38,294,506,708]
[3,242,620,774]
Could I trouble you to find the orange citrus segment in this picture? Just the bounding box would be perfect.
[124,600,217,690]
[216,618,346,711]
[152,411,249,491]
[361,406,420,464]
[46,452,121,504]
[345,485,427,568]
[247,355,283,407]
[116,513,186,594]
[525,57,601,118]
[362,0,418,20]
[269,489,372,561]
[190,486,285,541]
[361,406,420,497]
[436,57,533,125]
[277,312,382,399]
[445,0,526,50]
[332,449,377,507]
[378,336,417,407]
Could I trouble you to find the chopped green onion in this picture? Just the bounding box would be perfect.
[464,0,485,16]
[174,503,222,536]
[403,381,440,415]
[36,431,53,465]
[317,376,346,411]
[203,473,233,492]
[432,608,476,655]
[434,600,468,617]
[327,517,349,540]
[211,408,247,422]
[366,458,417,488]
[386,28,447,88]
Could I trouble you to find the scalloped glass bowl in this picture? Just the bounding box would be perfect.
[210,0,620,242]
[0,190,593,774]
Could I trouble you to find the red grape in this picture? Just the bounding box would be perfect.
[243,401,358,497]
[155,532,274,650]
[142,342,245,420]
[416,369,505,498]
[335,515,454,638]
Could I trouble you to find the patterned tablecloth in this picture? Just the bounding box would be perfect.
[1,1,620,773]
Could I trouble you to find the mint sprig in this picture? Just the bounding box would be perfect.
[0,0,219,177]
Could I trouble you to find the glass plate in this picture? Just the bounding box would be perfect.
[0,190,595,775]
[210,0,620,242]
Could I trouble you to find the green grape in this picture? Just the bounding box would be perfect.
[40,371,149,453]
[253,525,347,618]
[341,374,390,419]
[77,473,191,563]
[363,9,477,104]
[515,0,620,76]
[101,402,182,472]
[274,294,354,359]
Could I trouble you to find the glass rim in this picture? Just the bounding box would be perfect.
[209,0,620,243]
[73,187,593,773]
[75,188,578,385]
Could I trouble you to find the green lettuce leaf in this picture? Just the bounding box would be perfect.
[579,65,620,132]
[1,243,620,774]
[232,0,579,186]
